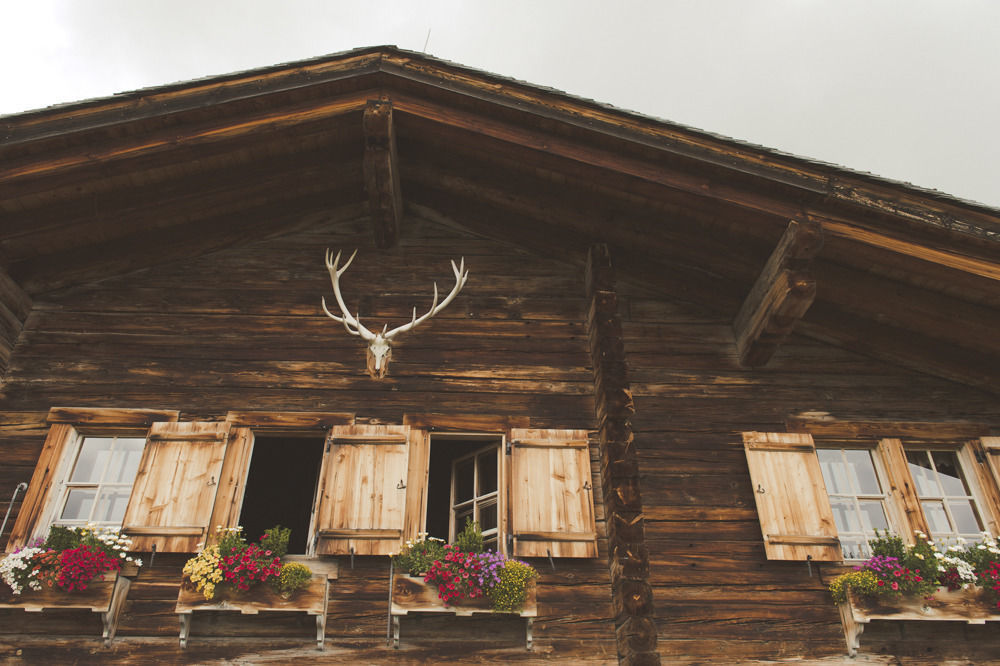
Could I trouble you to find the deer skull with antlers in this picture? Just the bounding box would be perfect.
[321,249,469,379]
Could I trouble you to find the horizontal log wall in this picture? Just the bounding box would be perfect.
[617,280,1000,663]
[0,217,615,663]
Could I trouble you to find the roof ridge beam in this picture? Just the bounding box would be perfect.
[363,97,402,248]
[733,219,823,367]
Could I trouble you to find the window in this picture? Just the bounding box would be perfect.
[744,431,1000,562]
[451,444,500,550]
[55,435,145,528]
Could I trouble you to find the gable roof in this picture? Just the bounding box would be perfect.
[2,46,998,393]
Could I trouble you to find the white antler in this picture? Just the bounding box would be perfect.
[384,257,469,340]
[321,249,377,342]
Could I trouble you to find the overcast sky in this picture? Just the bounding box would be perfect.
[3,1,998,208]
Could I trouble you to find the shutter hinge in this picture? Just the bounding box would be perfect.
[505,439,512,455]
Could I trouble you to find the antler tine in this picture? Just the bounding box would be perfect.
[322,248,375,341]
[384,260,466,340]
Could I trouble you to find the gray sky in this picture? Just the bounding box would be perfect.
[3,1,999,208]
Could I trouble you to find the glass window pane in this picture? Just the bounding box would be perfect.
[948,500,983,534]
[922,501,951,534]
[107,438,146,484]
[61,488,96,521]
[455,509,473,534]
[839,538,867,561]
[829,499,861,533]
[478,451,497,495]
[858,500,889,532]
[931,451,971,496]
[454,458,475,503]
[95,488,131,523]
[906,451,940,497]
[480,503,498,532]
[817,449,850,495]
[70,437,114,483]
[844,449,882,495]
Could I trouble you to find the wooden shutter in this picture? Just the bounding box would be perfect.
[978,437,1000,534]
[313,425,410,555]
[6,424,78,552]
[743,432,842,561]
[509,428,597,558]
[207,426,255,539]
[122,421,230,552]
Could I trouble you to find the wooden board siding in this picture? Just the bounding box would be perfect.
[0,216,614,662]
[617,278,1000,663]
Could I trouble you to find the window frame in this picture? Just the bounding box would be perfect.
[437,435,504,550]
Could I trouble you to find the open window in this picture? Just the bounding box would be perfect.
[425,435,503,550]
[744,431,1000,562]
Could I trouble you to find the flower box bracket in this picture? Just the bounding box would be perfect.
[0,569,134,646]
[839,587,1000,657]
[389,573,537,650]
[175,573,331,650]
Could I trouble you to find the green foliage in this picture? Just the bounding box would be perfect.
[259,525,290,559]
[392,535,446,576]
[43,526,82,551]
[868,529,906,560]
[489,560,538,612]
[454,519,484,554]
[276,562,313,596]
[215,526,247,557]
[829,569,879,604]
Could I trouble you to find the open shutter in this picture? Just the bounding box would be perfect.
[5,424,78,552]
[978,437,1000,534]
[313,425,410,555]
[509,428,597,558]
[122,421,230,552]
[743,431,842,561]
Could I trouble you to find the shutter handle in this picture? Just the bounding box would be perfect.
[208,475,217,486]
[583,481,592,492]
[757,484,766,494]
[397,479,406,489]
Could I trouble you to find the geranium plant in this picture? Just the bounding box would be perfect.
[830,529,1000,608]
[392,532,446,576]
[182,525,311,600]
[0,525,141,595]
[413,521,538,613]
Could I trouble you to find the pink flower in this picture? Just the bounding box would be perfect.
[891,582,899,591]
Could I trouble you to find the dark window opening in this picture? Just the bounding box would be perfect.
[239,435,324,554]
[426,436,501,550]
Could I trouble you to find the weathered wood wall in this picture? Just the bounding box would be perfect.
[0,217,615,662]
[617,276,1000,663]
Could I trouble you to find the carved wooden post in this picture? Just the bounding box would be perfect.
[586,244,660,666]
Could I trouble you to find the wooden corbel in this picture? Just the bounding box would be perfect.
[363,97,402,249]
[733,218,823,367]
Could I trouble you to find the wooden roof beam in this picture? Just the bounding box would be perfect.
[363,97,402,248]
[733,219,823,367]
[0,264,32,379]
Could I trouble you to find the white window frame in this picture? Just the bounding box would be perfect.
[449,442,502,549]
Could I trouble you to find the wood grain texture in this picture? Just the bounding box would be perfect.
[363,97,402,248]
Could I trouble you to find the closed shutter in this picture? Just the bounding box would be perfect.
[509,428,597,558]
[313,425,410,555]
[122,421,230,552]
[743,431,842,561]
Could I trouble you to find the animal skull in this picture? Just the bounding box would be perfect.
[321,249,469,379]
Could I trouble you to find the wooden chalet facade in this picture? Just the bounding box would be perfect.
[1,46,998,663]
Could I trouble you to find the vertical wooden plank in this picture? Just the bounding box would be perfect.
[402,428,429,543]
[207,426,255,542]
[877,438,930,542]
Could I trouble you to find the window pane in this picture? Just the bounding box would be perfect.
[478,451,497,495]
[922,501,951,534]
[61,488,96,520]
[95,488,131,523]
[906,451,940,496]
[107,438,146,484]
[455,509,473,533]
[948,500,983,534]
[858,500,889,532]
[844,449,881,495]
[931,451,971,496]
[480,502,498,532]
[454,458,475,503]
[839,538,868,561]
[829,499,861,533]
[817,449,850,494]
[70,437,114,483]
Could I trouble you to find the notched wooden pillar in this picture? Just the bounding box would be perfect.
[733,218,823,367]
[0,264,32,381]
[363,97,403,249]
[585,244,660,665]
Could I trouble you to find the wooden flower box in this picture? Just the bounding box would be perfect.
[175,573,331,649]
[838,587,1000,656]
[0,568,134,645]
[390,573,537,649]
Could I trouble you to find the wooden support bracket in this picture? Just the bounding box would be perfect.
[733,218,823,367]
[363,97,403,249]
